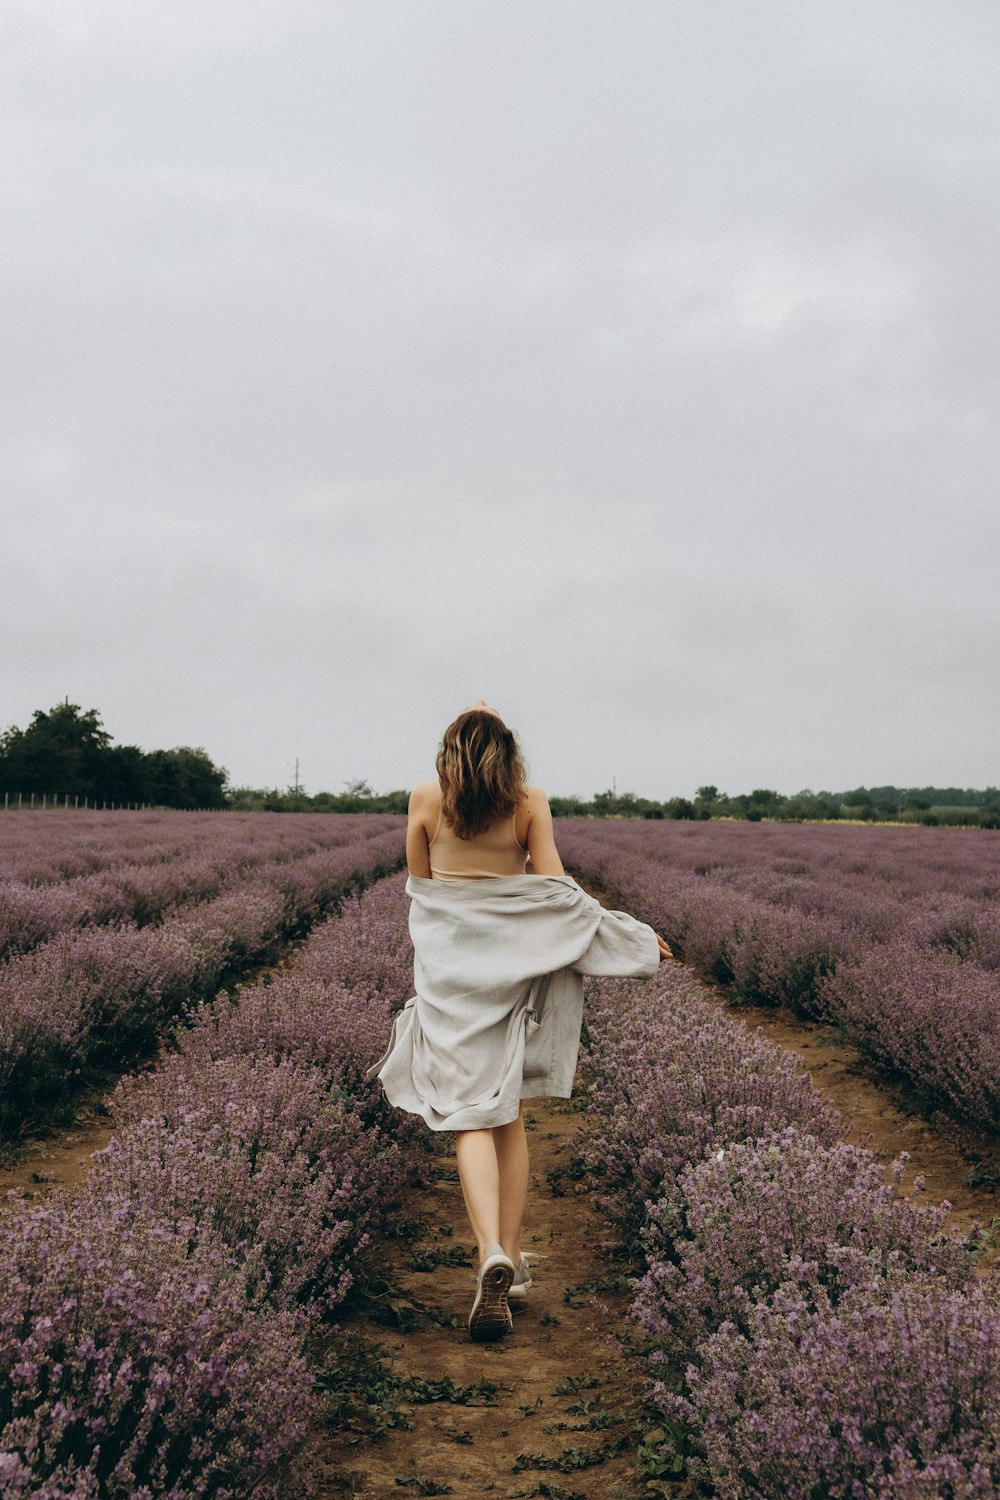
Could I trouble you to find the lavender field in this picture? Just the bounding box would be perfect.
[559,818,1000,1132]
[0,811,406,1142]
[554,821,1000,1492]
[1,821,419,1496]
[577,963,1000,1498]
[3,813,1000,1495]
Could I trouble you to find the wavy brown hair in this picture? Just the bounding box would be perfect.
[436,708,527,840]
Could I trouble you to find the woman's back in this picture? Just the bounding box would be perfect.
[428,799,529,882]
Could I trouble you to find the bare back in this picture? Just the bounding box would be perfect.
[428,803,528,881]
[406,781,565,880]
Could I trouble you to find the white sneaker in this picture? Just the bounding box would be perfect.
[468,1244,515,1340]
[508,1252,541,1312]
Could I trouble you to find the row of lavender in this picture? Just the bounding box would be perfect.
[580,967,1000,1497]
[1,872,418,1498]
[0,815,406,1140]
[559,819,1000,1130]
[0,810,400,883]
[0,811,405,958]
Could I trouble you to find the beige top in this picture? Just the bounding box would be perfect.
[428,806,529,881]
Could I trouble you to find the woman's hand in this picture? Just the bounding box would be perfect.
[656,933,673,962]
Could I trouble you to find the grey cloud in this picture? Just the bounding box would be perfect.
[2,1,998,796]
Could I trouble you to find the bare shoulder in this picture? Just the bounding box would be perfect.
[408,779,441,809]
[522,786,556,832]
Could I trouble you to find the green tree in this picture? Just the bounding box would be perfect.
[101,744,150,804]
[0,702,110,798]
[144,747,228,809]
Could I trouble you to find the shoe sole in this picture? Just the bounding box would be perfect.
[468,1257,514,1340]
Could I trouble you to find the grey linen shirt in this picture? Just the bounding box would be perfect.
[367,873,661,1131]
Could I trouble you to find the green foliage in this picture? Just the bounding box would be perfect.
[513,1439,626,1472]
[143,747,227,809]
[548,794,594,818]
[393,1473,451,1495]
[404,1245,474,1273]
[548,783,1000,827]
[0,703,110,799]
[227,784,409,814]
[0,703,228,809]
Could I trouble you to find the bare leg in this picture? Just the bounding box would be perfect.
[492,1107,529,1262]
[454,1128,501,1262]
[454,1106,529,1264]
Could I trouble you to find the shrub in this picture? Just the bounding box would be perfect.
[680,1280,1000,1499]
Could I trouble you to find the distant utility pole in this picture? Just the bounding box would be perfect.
[293,758,301,794]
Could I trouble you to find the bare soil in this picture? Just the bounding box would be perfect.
[0,1107,116,1208]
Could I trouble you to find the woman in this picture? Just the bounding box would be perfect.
[369,700,671,1340]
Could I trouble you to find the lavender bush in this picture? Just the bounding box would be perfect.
[0,811,405,956]
[177,877,418,1126]
[0,810,404,888]
[561,818,1000,1130]
[93,1059,391,1316]
[818,940,1000,1129]
[0,1197,316,1498]
[580,967,841,1241]
[682,1279,1000,1499]
[633,1126,976,1353]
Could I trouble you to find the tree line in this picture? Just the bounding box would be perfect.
[550,784,1000,828]
[226,780,410,814]
[3,703,997,826]
[229,779,1000,827]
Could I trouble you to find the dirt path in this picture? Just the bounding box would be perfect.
[0,1102,116,1207]
[310,1100,659,1500]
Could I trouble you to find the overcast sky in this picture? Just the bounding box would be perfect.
[3,1,998,800]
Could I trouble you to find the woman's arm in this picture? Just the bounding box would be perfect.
[524,789,672,958]
[405,783,433,878]
[525,788,565,876]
